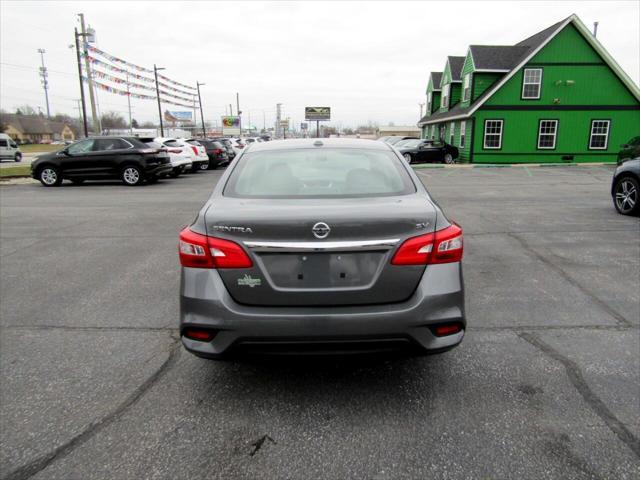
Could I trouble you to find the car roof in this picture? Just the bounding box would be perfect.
[246,138,392,152]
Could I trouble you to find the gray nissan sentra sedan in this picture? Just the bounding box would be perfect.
[179,138,465,358]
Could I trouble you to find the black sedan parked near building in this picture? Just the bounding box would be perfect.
[396,139,459,164]
[31,137,173,187]
[189,138,230,169]
[611,156,639,215]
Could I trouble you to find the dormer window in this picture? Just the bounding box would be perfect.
[441,84,450,108]
[426,92,432,113]
[463,74,471,101]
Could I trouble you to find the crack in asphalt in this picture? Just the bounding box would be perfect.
[249,435,276,457]
[508,232,633,327]
[519,332,640,459]
[1,341,181,480]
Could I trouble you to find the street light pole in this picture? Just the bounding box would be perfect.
[73,28,89,137]
[153,64,165,137]
[126,72,133,135]
[37,49,51,118]
[196,81,206,137]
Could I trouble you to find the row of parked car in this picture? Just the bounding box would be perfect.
[378,135,460,164]
[29,135,262,186]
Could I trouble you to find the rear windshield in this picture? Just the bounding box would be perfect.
[224,148,415,198]
[397,139,421,148]
[186,140,201,146]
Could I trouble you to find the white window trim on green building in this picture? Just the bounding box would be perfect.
[463,74,471,102]
[459,121,466,148]
[441,84,450,108]
[449,122,455,145]
[522,68,543,99]
[537,120,558,149]
[483,120,503,149]
[589,120,611,150]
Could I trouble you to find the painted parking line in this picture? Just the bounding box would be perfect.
[524,166,533,177]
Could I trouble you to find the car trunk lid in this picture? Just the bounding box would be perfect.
[204,195,436,306]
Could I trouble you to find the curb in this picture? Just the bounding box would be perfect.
[412,162,615,169]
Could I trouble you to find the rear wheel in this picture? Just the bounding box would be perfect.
[444,153,455,164]
[14,153,22,162]
[199,162,209,171]
[613,176,639,215]
[403,153,413,164]
[38,166,62,187]
[121,165,143,186]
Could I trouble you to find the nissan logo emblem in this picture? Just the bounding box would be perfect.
[312,222,331,239]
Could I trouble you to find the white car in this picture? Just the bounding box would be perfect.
[0,133,22,162]
[144,137,192,178]
[179,138,209,171]
[227,138,246,156]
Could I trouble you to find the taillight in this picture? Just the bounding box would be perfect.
[183,327,216,342]
[168,148,182,154]
[190,146,198,155]
[213,148,223,154]
[179,227,253,269]
[391,223,463,265]
[431,322,463,337]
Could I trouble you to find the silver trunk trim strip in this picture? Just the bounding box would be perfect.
[243,239,401,252]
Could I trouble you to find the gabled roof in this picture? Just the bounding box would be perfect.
[1,113,71,135]
[429,72,443,91]
[469,45,530,71]
[419,14,640,126]
[446,56,465,82]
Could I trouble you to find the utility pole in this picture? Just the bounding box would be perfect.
[276,103,282,138]
[153,64,165,136]
[78,13,100,134]
[593,21,599,37]
[419,102,425,119]
[236,92,241,136]
[37,49,51,118]
[126,72,133,134]
[229,104,233,116]
[196,81,206,137]
[73,28,89,137]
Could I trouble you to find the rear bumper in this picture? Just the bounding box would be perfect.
[146,164,173,176]
[180,262,465,357]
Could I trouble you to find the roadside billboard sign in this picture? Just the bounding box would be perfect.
[279,119,289,128]
[305,107,330,121]
[222,116,241,135]
[164,111,192,122]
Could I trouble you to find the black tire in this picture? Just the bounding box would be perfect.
[120,165,144,186]
[70,179,85,185]
[199,162,209,171]
[37,166,62,187]
[14,153,22,162]
[443,153,456,164]
[613,175,639,215]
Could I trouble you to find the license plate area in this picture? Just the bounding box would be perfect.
[258,252,385,289]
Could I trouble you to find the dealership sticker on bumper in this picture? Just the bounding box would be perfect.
[238,275,262,287]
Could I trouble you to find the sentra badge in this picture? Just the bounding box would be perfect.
[237,274,262,288]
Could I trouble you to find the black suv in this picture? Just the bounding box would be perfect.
[209,137,236,162]
[31,137,173,186]
[188,138,230,169]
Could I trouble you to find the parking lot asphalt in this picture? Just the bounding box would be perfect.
[1,165,638,480]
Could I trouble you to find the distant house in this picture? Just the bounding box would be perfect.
[378,125,421,138]
[418,14,640,163]
[1,114,76,143]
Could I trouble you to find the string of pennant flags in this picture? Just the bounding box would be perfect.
[82,54,197,97]
[82,76,197,109]
[85,45,197,92]
[87,67,198,104]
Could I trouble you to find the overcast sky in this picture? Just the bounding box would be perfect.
[1,1,638,129]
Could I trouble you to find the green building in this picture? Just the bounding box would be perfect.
[418,14,640,163]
